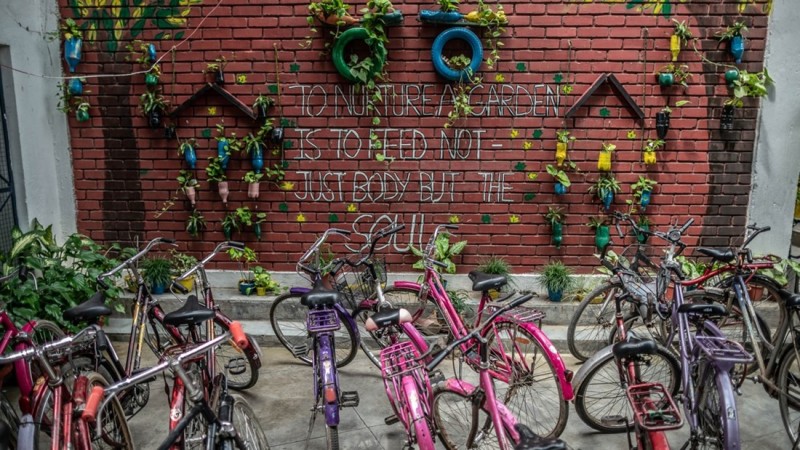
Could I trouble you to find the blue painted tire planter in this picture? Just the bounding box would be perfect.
[64,37,82,73]
[331,27,387,83]
[418,10,463,23]
[431,27,483,82]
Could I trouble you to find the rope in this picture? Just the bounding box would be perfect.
[639,28,649,154]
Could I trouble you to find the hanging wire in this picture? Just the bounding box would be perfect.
[639,28,649,153]
[560,40,574,130]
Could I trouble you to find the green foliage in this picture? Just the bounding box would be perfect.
[657,63,692,88]
[234,207,267,227]
[228,246,258,282]
[169,249,197,276]
[253,94,274,109]
[631,176,658,197]
[438,0,460,12]
[178,139,195,157]
[177,170,199,191]
[444,79,476,129]
[540,261,574,293]
[671,19,693,44]
[716,21,748,41]
[545,164,571,187]
[60,18,83,40]
[446,289,470,314]
[643,139,665,153]
[243,171,264,184]
[0,220,135,330]
[587,216,607,230]
[185,211,206,238]
[588,174,621,201]
[411,234,467,274]
[141,257,172,288]
[205,157,226,182]
[544,207,565,225]
[725,69,774,108]
[252,266,281,292]
[556,130,575,144]
[139,90,168,115]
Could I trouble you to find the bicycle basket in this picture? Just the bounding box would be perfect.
[380,341,432,432]
[333,258,387,310]
[626,382,683,431]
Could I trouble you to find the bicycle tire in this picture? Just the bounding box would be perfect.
[269,292,358,367]
[574,344,680,433]
[432,388,517,450]
[567,281,625,361]
[326,426,339,450]
[778,345,800,444]
[486,322,568,439]
[26,320,66,384]
[694,359,739,450]
[213,319,260,390]
[231,395,270,449]
[0,396,18,449]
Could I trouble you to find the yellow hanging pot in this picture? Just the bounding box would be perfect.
[670,34,681,62]
[643,151,657,165]
[598,151,612,171]
[556,142,567,166]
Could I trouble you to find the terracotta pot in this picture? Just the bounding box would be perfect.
[315,10,358,26]
[748,286,765,302]
[248,182,260,199]
[218,181,229,203]
[185,186,196,206]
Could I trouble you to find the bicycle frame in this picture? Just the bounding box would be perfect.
[1,313,44,415]
[308,308,342,428]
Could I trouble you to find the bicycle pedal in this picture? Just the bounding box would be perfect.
[340,391,360,408]
[291,344,309,358]
[600,415,627,427]
[384,414,399,425]
[226,357,248,376]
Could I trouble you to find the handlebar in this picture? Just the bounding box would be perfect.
[425,294,533,371]
[296,228,352,276]
[740,223,771,251]
[97,237,177,288]
[172,241,247,286]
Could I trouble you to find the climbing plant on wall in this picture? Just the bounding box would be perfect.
[66,0,202,52]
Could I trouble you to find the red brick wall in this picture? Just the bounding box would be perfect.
[60,0,771,272]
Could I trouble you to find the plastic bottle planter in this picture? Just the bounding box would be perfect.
[670,35,681,62]
[75,105,90,123]
[658,73,674,87]
[431,27,483,82]
[547,288,563,303]
[730,35,745,64]
[595,225,610,252]
[185,185,197,206]
[145,72,159,87]
[636,224,650,244]
[721,105,735,131]
[183,146,197,169]
[270,127,284,145]
[643,150,657,165]
[248,182,261,199]
[725,69,740,87]
[640,189,652,210]
[64,37,82,73]
[597,152,612,172]
[165,126,177,139]
[214,68,225,85]
[68,78,83,96]
[147,43,157,63]
[251,145,264,173]
[223,223,234,240]
[555,143,568,166]
[217,139,230,170]
[551,222,563,248]
[656,112,670,140]
[554,182,568,195]
[602,190,614,211]
[148,109,163,129]
[218,181,229,204]
[253,223,263,241]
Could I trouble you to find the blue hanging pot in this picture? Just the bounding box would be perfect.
[64,37,82,73]
[640,190,652,209]
[147,43,157,63]
[184,146,197,169]
[602,190,614,210]
[251,144,264,173]
[67,78,83,96]
[554,182,567,195]
[217,138,230,170]
[730,35,744,64]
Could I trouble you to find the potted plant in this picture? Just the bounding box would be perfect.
[632,176,658,210]
[411,232,467,277]
[546,164,571,195]
[179,139,197,169]
[185,210,206,238]
[169,249,198,291]
[477,255,514,298]
[244,171,264,199]
[177,170,200,207]
[555,130,575,166]
[642,139,664,165]
[540,260,573,302]
[215,124,237,170]
[221,212,239,240]
[142,257,172,295]
[544,207,565,248]
[636,215,652,244]
[598,143,615,172]
[75,102,91,123]
[61,18,83,73]
[145,64,161,88]
[253,95,274,121]
[205,57,228,84]
[717,21,748,64]
[724,68,740,87]
[205,157,229,203]
[68,77,84,96]
[656,63,691,88]
[589,174,621,211]
[308,0,358,26]
[725,68,774,109]
[242,133,265,173]
[670,19,693,62]
[140,90,169,128]
[588,216,610,252]
[252,266,281,296]
[655,101,688,139]
[228,246,257,295]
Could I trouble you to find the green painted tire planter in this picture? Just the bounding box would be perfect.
[332,27,387,83]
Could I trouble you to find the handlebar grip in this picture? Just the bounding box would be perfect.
[82,386,105,422]
[507,294,533,309]
[96,328,109,352]
[330,228,352,236]
[432,260,449,269]
[329,259,346,274]
[679,218,694,234]
[96,277,110,290]
[228,241,246,250]
[615,221,624,238]
[161,238,176,244]
[601,259,615,272]
[426,345,452,372]
[379,224,405,237]
[229,322,249,349]
[171,280,189,295]
[444,225,459,230]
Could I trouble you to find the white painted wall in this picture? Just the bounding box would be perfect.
[0,0,77,240]
[747,1,800,256]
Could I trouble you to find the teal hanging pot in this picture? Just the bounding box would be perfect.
[637,223,650,244]
[147,43,157,63]
[254,223,262,241]
[730,35,744,64]
[595,225,610,252]
[218,138,230,170]
[554,182,567,195]
[602,190,614,210]
[64,37,82,73]
[148,109,162,128]
[640,190,652,209]
[270,127,284,145]
[552,222,563,248]
[184,146,197,169]
[251,144,264,173]
[725,69,740,87]
[68,78,83,95]
[75,107,90,123]
[145,72,159,87]
[222,223,233,240]
[658,72,674,87]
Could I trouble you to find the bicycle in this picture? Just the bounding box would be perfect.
[368,293,536,449]
[84,320,268,450]
[388,224,573,439]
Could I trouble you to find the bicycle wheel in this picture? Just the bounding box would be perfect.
[269,292,358,367]
[432,388,517,450]
[716,274,784,343]
[26,320,66,384]
[567,281,625,361]
[0,395,18,449]
[178,363,209,449]
[574,344,680,433]
[326,426,339,450]
[693,360,738,450]
[83,371,134,449]
[230,395,270,449]
[487,322,568,439]
[778,346,800,444]
[213,319,260,390]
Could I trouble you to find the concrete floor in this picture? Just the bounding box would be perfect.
[118,343,791,450]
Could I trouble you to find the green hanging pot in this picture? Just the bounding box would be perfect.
[595,225,610,252]
[222,223,233,240]
[637,223,650,244]
[658,72,674,87]
[145,72,159,87]
[552,222,563,248]
[254,223,262,241]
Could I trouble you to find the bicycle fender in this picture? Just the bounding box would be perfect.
[393,281,423,291]
[571,344,615,394]
[335,302,360,342]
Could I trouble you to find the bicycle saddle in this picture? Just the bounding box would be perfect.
[677,303,728,317]
[514,424,568,450]
[63,291,112,325]
[300,284,341,309]
[612,338,658,360]
[468,271,507,292]
[365,308,412,332]
[779,289,800,309]
[163,295,215,326]
[696,247,735,263]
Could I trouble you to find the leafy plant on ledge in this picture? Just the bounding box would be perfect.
[410,233,467,275]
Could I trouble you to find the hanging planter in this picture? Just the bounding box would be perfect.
[589,174,621,211]
[217,138,230,170]
[205,57,228,85]
[148,109,162,128]
[554,182,567,195]
[218,181,230,204]
[602,190,614,210]
[643,139,663,166]
[179,140,197,169]
[205,157,227,203]
[244,171,264,199]
[75,102,90,123]
[730,36,745,64]
[725,69,740,87]
[140,91,168,129]
[253,212,266,241]
[253,95,274,121]
[597,143,615,172]
[544,207,565,249]
[636,218,651,244]
[656,64,691,88]
[546,164,571,196]
[221,212,238,240]
[270,127,284,145]
[178,169,199,207]
[721,104,735,130]
[551,222,563,248]
[640,190,652,209]
[670,20,693,62]
[588,217,610,252]
[250,143,264,173]
[165,126,177,139]
[185,211,206,238]
[555,130,575,166]
[717,21,748,65]
[145,72,159,87]
[68,78,83,96]
[64,37,82,73]
[147,43,157,63]
[632,176,658,212]
[658,72,674,87]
